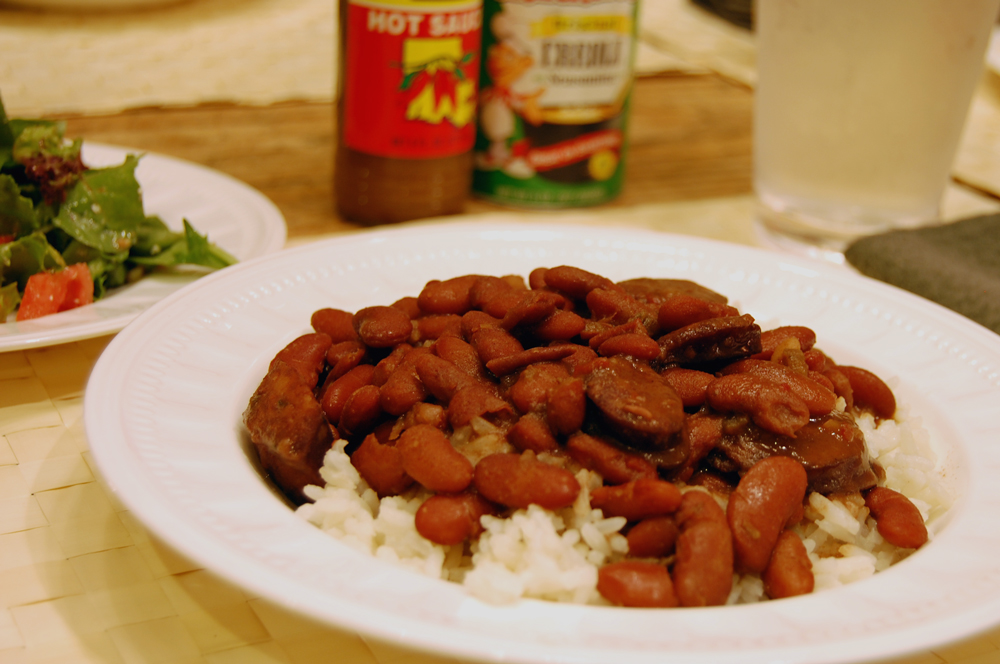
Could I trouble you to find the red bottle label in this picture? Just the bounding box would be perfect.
[343,0,483,159]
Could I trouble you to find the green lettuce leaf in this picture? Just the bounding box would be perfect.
[0,95,14,168]
[51,154,144,256]
[11,123,80,163]
[129,215,183,257]
[0,282,20,320]
[0,174,38,237]
[130,219,237,270]
[0,231,65,291]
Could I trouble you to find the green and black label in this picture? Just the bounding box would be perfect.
[472,0,638,208]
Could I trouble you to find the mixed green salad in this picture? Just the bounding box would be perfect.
[0,94,236,322]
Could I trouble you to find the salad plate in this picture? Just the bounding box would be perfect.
[85,220,1000,664]
[0,142,286,352]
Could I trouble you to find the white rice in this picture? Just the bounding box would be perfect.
[298,401,951,606]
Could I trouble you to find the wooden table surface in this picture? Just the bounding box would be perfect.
[62,74,754,240]
[8,71,1000,664]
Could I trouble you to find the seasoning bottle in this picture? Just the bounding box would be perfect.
[336,0,484,225]
[472,0,638,208]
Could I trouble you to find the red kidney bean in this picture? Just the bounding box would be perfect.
[657,295,739,332]
[587,319,647,350]
[339,384,382,437]
[803,348,831,372]
[401,402,448,431]
[460,310,501,338]
[541,265,620,300]
[720,359,836,417]
[565,433,658,484]
[414,314,463,341]
[673,490,733,607]
[311,308,358,343]
[446,384,515,429]
[486,344,577,377]
[597,333,661,361]
[528,267,549,290]
[501,290,565,331]
[546,377,585,436]
[271,332,332,388]
[353,305,413,349]
[371,344,411,386]
[672,413,725,483]
[751,326,817,360]
[533,310,587,341]
[561,343,599,377]
[350,433,413,496]
[320,364,376,425]
[509,362,570,413]
[390,296,422,319]
[470,326,524,364]
[727,456,808,573]
[864,487,927,549]
[417,274,482,315]
[474,453,580,510]
[325,340,367,382]
[822,368,854,411]
[433,335,487,381]
[396,424,474,493]
[379,347,431,416]
[626,516,679,558]
[590,478,683,520]
[586,288,655,330]
[414,491,498,545]
[660,367,714,408]
[468,275,525,319]
[597,561,678,608]
[808,370,836,394]
[838,366,896,419]
[706,373,810,437]
[762,530,814,599]
[413,353,475,402]
[507,413,560,453]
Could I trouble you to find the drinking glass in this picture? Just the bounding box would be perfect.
[753,0,1000,261]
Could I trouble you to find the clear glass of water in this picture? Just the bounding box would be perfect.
[753,0,1000,262]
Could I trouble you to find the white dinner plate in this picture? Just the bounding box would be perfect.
[85,220,1000,664]
[0,143,286,352]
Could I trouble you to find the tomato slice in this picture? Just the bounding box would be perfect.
[59,263,95,312]
[16,263,95,321]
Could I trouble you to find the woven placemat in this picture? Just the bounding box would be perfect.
[0,0,700,119]
[0,336,463,664]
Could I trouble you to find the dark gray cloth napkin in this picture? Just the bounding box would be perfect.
[691,0,753,29]
[843,213,1000,335]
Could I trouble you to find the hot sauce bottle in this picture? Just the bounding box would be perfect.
[336,0,483,225]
